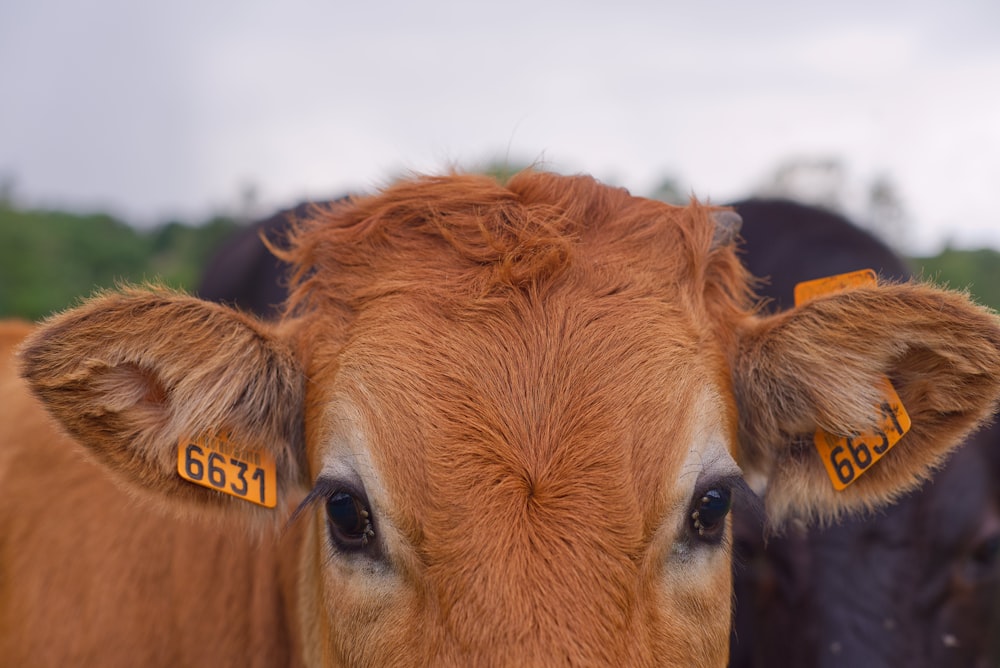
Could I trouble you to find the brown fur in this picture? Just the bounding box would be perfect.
[733,284,1000,523]
[2,322,301,665]
[9,170,1000,666]
[18,288,307,525]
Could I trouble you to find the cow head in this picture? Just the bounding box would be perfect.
[19,172,1000,666]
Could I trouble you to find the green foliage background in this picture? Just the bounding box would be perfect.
[0,205,240,320]
[912,249,1000,313]
[1,201,998,321]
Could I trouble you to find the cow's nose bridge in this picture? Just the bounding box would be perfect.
[427,553,648,666]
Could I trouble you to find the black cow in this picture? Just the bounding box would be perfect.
[196,201,337,318]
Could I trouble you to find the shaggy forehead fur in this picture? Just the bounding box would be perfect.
[279,171,754,376]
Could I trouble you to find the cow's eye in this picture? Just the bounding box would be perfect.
[690,486,733,543]
[326,490,375,551]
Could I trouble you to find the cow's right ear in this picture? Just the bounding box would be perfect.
[730,282,1000,525]
[18,287,307,525]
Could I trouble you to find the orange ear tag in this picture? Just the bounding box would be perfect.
[794,269,912,490]
[177,433,277,508]
[793,268,878,305]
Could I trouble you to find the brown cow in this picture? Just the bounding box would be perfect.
[7,171,1000,666]
[197,197,1000,666]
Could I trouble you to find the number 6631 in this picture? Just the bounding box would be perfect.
[180,442,273,507]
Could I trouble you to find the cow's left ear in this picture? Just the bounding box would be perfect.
[18,287,307,525]
[731,282,1000,524]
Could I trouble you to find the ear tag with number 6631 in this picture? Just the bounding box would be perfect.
[794,269,912,490]
[177,432,277,508]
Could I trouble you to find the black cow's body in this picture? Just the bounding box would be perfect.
[197,201,319,318]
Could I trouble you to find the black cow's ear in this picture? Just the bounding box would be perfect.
[19,287,308,525]
[711,210,742,248]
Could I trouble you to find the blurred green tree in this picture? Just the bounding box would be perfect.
[0,207,239,320]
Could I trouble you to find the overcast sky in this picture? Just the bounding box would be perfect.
[2,0,998,253]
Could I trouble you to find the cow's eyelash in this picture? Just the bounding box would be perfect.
[287,477,346,528]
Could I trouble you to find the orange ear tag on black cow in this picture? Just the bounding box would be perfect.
[794,269,912,490]
[177,432,277,508]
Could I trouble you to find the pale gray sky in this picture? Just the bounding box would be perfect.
[2,0,998,253]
